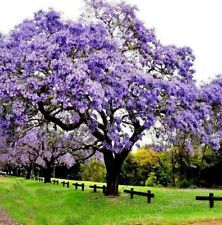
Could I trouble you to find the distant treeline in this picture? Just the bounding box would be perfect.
[3,145,222,188]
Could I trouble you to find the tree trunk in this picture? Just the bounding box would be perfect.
[26,166,32,179]
[17,168,21,177]
[171,152,176,186]
[196,145,207,187]
[105,167,120,196]
[103,151,128,196]
[43,166,52,183]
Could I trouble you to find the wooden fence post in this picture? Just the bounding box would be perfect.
[209,193,214,208]
[130,188,134,199]
[102,185,106,193]
[147,190,151,203]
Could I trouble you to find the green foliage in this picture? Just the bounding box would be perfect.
[145,170,171,187]
[156,170,171,187]
[81,160,106,182]
[123,144,222,188]
[150,145,222,188]
[145,172,156,186]
[176,179,195,188]
[120,147,159,186]
[132,147,159,166]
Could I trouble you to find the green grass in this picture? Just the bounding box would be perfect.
[0,177,222,225]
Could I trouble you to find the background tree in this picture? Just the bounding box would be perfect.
[1,127,76,182]
[120,146,158,185]
[81,159,106,182]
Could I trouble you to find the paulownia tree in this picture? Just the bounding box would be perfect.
[157,75,222,185]
[200,76,222,150]
[0,0,201,195]
[0,127,75,182]
[1,124,98,182]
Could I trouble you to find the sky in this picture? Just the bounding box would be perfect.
[0,0,222,84]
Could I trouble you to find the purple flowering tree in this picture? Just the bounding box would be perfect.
[158,75,222,183]
[166,75,222,153]
[0,0,200,195]
[0,143,39,179]
[1,127,77,182]
[198,76,222,149]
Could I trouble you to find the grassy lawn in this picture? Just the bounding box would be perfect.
[0,177,222,225]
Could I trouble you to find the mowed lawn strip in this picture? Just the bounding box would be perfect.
[0,177,222,225]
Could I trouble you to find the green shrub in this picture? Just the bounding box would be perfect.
[145,172,157,186]
[177,179,194,188]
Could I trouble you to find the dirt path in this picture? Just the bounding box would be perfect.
[188,221,222,225]
[0,208,19,225]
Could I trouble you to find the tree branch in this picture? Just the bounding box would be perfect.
[37,102,82,131]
